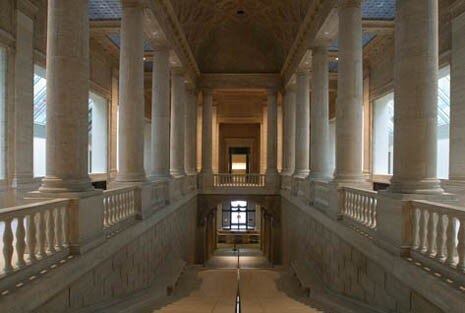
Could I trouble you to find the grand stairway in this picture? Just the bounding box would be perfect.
[99,249,371,313]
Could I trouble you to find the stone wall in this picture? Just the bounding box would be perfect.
[281,197,445,313]
[33,198,197,313]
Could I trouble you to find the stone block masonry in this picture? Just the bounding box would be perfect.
[29,198,197,313]
[281,196,463,313]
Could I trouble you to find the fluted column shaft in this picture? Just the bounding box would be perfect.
[185,88,198,175]
[334,0,364,182]
[201,89,213,174]
[294,70,310,178]
[170,69,186,177]
[39,0,93,192]
[390,0,442,194]
[266,90,278,175]
[311,45,331,179]
[150,47,170,179]
[115,3,145,182]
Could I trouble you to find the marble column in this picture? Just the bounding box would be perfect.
[266,90,278,175]
[115,2,146,182]
[310,44,331,179]
[201,89,213,174]
[281,85,296,175]
[334,0,364,183]
[150,47,170,179]
[170,68,185,177]
[294,69,310,178]
[12,1,37,188]
[389,0,442,194]
[39,0,93,192]
[184,86,198,175]
[449,11,465,183]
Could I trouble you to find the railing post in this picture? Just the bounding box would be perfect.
[337,188,345,220]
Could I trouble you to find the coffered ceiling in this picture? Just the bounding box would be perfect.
[169,0,313,73]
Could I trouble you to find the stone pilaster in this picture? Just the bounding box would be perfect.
[115,2,146,182]
[266,90,278,175]
[389,0,442,194]
[150,47,170,179]
[282,84,296,175]
[294,69,310,178]
[310,44,331,180]
[201,89,213,174]
[334,0,365,183]
[170,68,185,177]
[12,0,37,189]
[39,0,93,192]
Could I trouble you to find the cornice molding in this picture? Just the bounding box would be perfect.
[281,0,338,85]
[145,0,200,87]
[199,73,282,90]
[16,0,38,19]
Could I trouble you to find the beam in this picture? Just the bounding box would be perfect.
[199,74,282,90]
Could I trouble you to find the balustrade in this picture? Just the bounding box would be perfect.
[340,187,378,231]
[411,201,465,274]
[213,174,265,187]
[103,187,137,233]
[0,199,70,278]
[313,181,329,209]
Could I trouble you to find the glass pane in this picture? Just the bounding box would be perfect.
[33,65,47,177]
[437,66,450,179]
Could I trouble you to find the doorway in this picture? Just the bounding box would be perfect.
[229,147,250,174]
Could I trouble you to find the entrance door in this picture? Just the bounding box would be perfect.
[229,147,250,174]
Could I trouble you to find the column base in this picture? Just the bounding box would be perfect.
[148,173,171,182]
[293,169,310,179]
[310,170,332,180]
[389,177,444,195]
[170,169,186,178]
[38,176,95,194]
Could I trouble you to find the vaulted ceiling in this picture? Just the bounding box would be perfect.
[169,0,313,73]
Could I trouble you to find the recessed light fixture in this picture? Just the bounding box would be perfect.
[335,57,339,61]
[143,57,147,61]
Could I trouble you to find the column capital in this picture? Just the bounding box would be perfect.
[203,88,213,97]
[16,0,38,19]
[286,83,297,92]
[296,66,311,75]
[171,66,185,76]
[338,0,362,9]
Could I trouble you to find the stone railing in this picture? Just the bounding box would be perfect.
[340,187,378,232]
[213,174,265,187]
[103,187,137,235]
[409,200,465,279]
[0,199,70,283]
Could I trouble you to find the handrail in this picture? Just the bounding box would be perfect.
[235,248,241,313]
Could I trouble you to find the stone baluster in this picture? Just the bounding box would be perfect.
[55,209,64,250]
[436,213,446,262]
[457,218,465,272]
[16,216,26,267]
[2,218,13,272]
[427,211,437,257]
[419,209,428,253]
[47,209,56,253]
[37,211,46,258]
[446,216,457,266]
[26,213,37,262]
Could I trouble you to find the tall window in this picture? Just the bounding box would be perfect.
[88,92,108,174]
[33,65,47,177]
[0,47,6,179]
[437,66,450,179]
[372,67,451,179]
[373,93,394,175]
[222,201,255,231]
[33,68,108,176]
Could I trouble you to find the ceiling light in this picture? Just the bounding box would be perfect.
[335,57,339,61]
